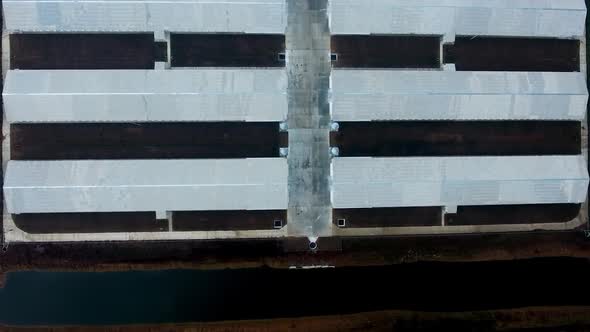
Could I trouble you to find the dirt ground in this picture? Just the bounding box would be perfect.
[2,307,590,331]
[2,230,590,277]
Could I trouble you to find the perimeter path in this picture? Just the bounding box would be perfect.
[286,0,333,243]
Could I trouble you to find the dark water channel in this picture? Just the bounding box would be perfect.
[1,257,590,326]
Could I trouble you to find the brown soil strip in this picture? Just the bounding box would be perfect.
[174,210,287,231]
[334,205,580,228]
[332,121,581,157]
[446,204,582,226]
[171,34,285,67]
[2,232,590,274]
[13,213,168,234]
[13,210,288,234]
[445,37,580,72]
[333,207,441,228]
[11,123,286,160]
[10,34,156,70]
[331,35,440,68]
[2,307,590,331]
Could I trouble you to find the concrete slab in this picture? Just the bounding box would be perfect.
[286,0,332,240]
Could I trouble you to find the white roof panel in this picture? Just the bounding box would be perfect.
[332,70,588,121]
[332,156,589,208]
[331,0,586,38]
[4,0,286,33]
[3,69,288,123]
[4,159,288,213]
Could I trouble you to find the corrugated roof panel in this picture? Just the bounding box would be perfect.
[4,159,288,213]
[3,0,286,33]
[332,70,588,121]
[331,0,586,38]
[332,156,589,208]
[3,69,288,123]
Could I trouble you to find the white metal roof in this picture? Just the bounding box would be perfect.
[4,159,288,213]
[330,0,586,39]
[3,69,288,123]
[3,0,286,33]
[332,156,590,208]
[332,70,588,121]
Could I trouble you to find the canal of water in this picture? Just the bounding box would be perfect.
[1,257,590,326]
